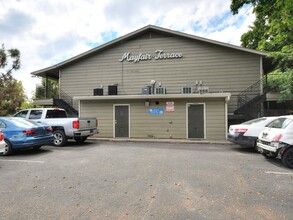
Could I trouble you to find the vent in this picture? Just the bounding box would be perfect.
[182,87,192,94]
[155,87,166,94]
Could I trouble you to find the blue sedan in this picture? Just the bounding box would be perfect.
[0,117,54,156]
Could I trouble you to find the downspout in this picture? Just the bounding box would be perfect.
[225,95,231,140]
[260,57,263,94]
[260,57,264,117]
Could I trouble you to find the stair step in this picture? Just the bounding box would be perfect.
[53,98,78,117]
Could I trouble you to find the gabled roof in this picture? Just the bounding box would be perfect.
[31,25,268,79]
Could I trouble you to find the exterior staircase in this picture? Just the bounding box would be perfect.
[53,90,78,117]
[233,77,267,121]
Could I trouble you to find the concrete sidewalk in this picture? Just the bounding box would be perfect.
[88,137,232,145]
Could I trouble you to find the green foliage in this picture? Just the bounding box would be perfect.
[231,0,293,52]
[0,79,26,115]
[240,18,267,50]
[0,44,25,116]
[230,0,257,14]
[231,0,293,100]
[267,70,293,100]
[268,45,293,71]
[35,78,59,99]
[0,44,21,75]
[21,100,35,109]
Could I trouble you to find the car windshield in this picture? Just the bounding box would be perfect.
[14,110,28,118]
[266,118,293,129]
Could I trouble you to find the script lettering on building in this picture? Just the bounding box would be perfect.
[119,50,183,63]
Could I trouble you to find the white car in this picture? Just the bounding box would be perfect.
[257,115,293,168]
[0,130,6,155]
[228,117,278,151]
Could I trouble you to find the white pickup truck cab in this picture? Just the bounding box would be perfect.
[14,108,98,146]
[257,115,293,168]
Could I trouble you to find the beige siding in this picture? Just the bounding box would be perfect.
[205,100,226,139]
[80,100,114,137]
[60,33,260,113]
[80,98,226,140]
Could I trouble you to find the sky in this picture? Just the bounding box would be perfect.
[0,0,255,100]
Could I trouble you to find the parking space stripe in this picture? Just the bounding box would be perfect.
[265,171,293,175]
[0,159,44,163]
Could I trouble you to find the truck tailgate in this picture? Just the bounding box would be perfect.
[78,118,97,130]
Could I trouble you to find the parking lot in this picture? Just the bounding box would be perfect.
[1,140,292,220]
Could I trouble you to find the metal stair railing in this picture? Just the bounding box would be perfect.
[54,90,78,117]
[59,90,73,108]
[233,76,268,120]
[237,76,266,109]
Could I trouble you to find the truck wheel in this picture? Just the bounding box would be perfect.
[262,151,277,159]
[0,140,13,156]
[53,130,67,146]
[74,137,87,144]
[281,148,293,169]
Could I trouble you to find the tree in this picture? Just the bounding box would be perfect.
[231,0,293,50]
[0,44,25,115]
[231,0,293,100]
[35,78,59,99]
[0,44,21,75]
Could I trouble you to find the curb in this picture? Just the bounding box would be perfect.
[88,137,232,145]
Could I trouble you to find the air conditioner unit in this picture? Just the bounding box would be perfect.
[93,88,103,96]
[155,87,166,94]
[108,85,118,95]
[197,87,209,94]
[142,86,152,95]
[182,87,193,94]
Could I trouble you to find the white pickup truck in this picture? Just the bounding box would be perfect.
[14,108,98,146]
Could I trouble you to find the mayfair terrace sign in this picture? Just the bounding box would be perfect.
[119,50,183,63]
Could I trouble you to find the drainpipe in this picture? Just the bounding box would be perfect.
[45,73,48,99]
[260,57,264,116]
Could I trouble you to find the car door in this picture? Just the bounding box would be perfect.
[28,109,43,121]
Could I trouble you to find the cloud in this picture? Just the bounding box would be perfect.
[0,8,35,38]
[0,0,255,100]
[37,33,81,61]
[201,6,255,45]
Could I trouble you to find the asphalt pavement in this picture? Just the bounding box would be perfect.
[0,140,292,220]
